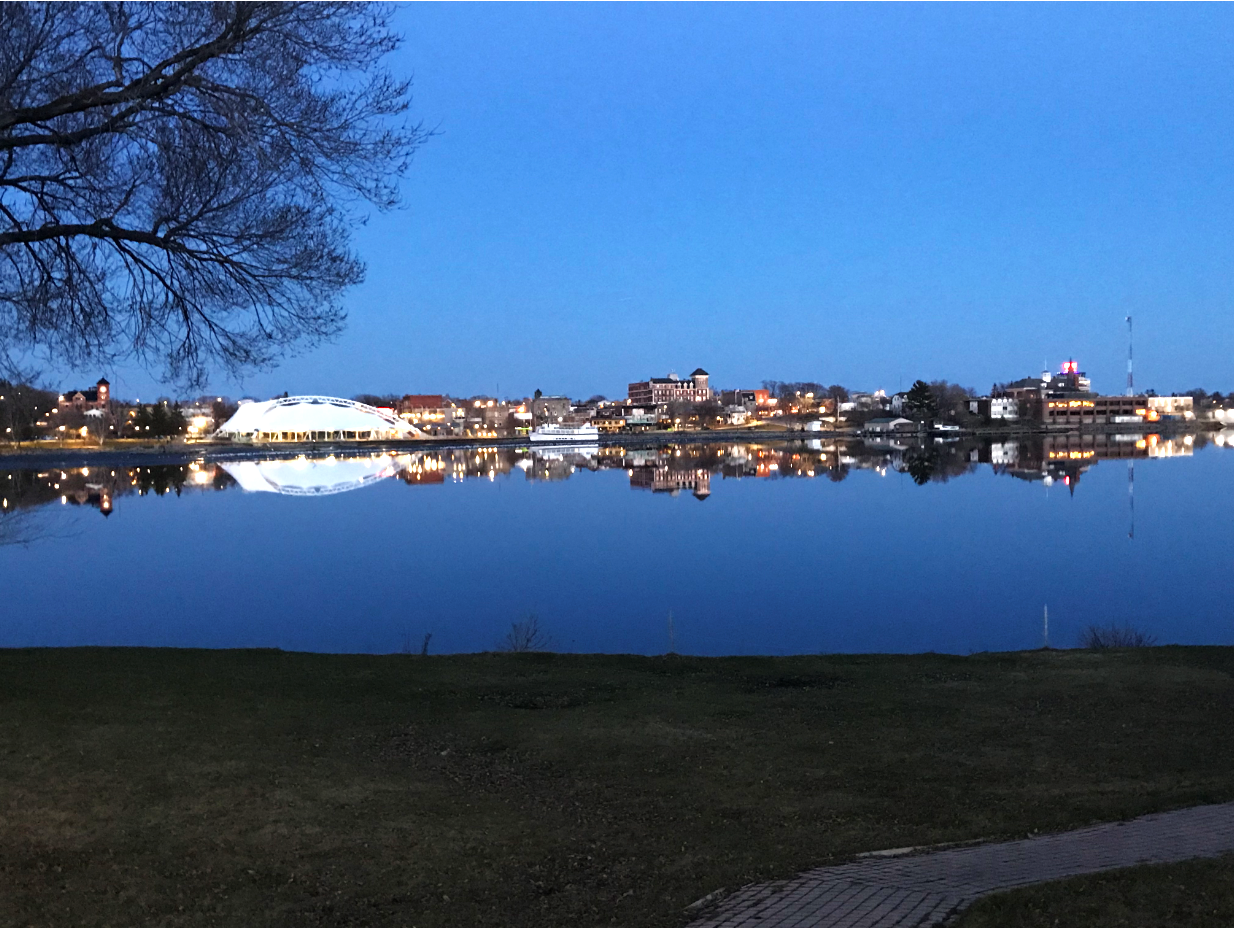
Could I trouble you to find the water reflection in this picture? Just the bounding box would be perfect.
[222,455,405,496]
[0,432,1218,519]
[0,461,234,519]
[2,431,1232,655]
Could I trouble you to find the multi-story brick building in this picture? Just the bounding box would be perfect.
[998,361,1150,426]
[628,369,711,406]
[57,378,110,413]
[397,395,461,434]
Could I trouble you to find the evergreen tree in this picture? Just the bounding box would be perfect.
[902,380,938,421]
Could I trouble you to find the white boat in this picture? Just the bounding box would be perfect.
[530,423,601,443]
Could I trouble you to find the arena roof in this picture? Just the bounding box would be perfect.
[215,396,420,441]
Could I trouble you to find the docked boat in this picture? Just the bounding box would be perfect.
[530,422,601,443]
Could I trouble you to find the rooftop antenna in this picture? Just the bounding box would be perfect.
[1125,316,1134,397]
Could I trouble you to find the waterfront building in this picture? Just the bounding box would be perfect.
[998,363,1091,412]
[398,395,462,434]
[725,406,750,425]
[530,395,572,423]
[587,401,662,433]
[1041,394,1148,426]
[720,389,771,411]
[997,361,1152,426]
[839,391,889,414]
[1145,395,1195,421]
[57,378,110,413]
[968,396,1020,419]
[459,399,525,437]
[593,409,626,433]
[215,396,419,442]
[628,368,712,405]
[864,417,917,435]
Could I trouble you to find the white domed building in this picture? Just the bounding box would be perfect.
[215,396,420,442]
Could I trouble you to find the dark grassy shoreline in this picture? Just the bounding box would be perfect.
[4,646,1234,927]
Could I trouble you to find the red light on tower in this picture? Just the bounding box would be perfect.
[1061,360,1078,375]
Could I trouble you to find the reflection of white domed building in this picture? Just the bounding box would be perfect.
[215,396,419,442]
[222,454,408,495]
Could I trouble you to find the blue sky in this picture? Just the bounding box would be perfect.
[80,3,1234,401]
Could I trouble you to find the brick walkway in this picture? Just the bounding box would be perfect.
[687,801,1234,928]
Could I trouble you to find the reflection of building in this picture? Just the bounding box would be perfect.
[990,441,1019,466]
[628,369,711,406]
[0,461,233,517]
[630,466,711,499]
[1001,432,1194,493]
[223,454,408,495]
[1,432,1208,523]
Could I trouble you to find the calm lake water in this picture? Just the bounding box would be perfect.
[2,432,1232,656]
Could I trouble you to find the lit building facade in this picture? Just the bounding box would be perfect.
[57,378,110,413]
[628,368,712,406]
[216,396,419,442]
[398,395,462,435]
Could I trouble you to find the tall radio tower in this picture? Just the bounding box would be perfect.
[1125,316,1134,396]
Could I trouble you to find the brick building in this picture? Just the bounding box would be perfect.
[628,368,711,406]
[57,378,110,413]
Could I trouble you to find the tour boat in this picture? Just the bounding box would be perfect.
[530,422,601,443]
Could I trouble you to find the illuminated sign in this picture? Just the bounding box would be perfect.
[1048,400,1095,409]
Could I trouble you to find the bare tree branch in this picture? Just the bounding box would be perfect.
[0,1,428,387]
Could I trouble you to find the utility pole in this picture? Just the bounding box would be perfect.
[1043,605,1049,649]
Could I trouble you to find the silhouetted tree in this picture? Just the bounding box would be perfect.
[211,398,238,430]
[0,380,57,440]
[353,394,400,409]
[0,3,428,386]
[904,446,938,485]
[928,381,976,422]
[902,380,938,421]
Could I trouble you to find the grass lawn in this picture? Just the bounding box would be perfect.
[3,646,1234,927]
[956,853,1234,927]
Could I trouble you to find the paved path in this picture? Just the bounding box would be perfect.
[687,801,1234,928]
